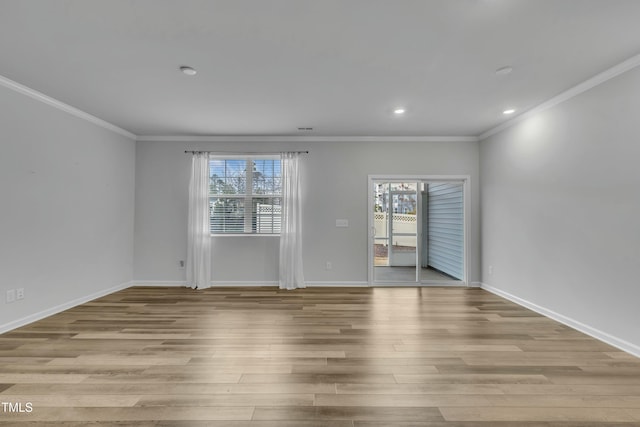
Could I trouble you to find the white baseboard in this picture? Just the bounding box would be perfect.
[133,280,477,288]
[0,281,132,334]
[132,281,187,287]
[306,281,369,287]
[134,281,278,287]
[480,282,640,358]
[133,280,370,288]
[212,281,278,287]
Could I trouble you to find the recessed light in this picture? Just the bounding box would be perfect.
[393,108,406,115]
[503,109,516,115]
[495,66,513,75]
[179,66,197,76]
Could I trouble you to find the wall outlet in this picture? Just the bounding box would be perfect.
[488,265,493,275]
[335,219,349,227]
[6,289,15,303]
[178,260,185,270]
[325,261,332,270]
[16,288,24,300]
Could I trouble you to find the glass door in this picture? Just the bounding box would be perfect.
[370,176,467,285]
[373,181,418,283]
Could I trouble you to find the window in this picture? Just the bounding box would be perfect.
[209,156,282,234]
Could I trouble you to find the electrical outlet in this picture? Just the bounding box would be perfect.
[6,289,15,303]
[325,261,332,270]
[16,288,24,300]
[178,260,185,270]
[488,265,493,275]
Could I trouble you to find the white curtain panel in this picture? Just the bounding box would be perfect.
[186,152,212,289]
[279,152,306,290]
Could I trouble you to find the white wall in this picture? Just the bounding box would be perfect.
[0,84,136,330]
[134,140,480,285]
[480,66,640,353]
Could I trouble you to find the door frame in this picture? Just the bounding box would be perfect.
[388,187,419,269]
[368,174,471,286]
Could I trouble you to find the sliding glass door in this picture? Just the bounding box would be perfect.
[369,176,468,285]
[373,181,419,283]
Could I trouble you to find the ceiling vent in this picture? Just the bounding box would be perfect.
[297,127,313,131]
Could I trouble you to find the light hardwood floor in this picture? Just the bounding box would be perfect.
[1,286,640,425]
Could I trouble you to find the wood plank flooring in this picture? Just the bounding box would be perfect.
[1,286,640,425]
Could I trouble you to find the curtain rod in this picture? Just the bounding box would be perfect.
[184,150,309,155]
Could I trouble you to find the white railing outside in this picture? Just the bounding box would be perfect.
[374,212,416,247]
[256,203,281,233]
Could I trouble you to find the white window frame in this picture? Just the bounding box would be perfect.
[209,155,282,236]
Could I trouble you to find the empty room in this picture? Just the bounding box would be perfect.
[2,0,640,425]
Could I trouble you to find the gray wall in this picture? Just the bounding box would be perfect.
[134,140,480,285]
[480,66,640,351]
[0,85,136,330]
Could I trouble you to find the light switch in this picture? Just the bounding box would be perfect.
[335,219,349,227]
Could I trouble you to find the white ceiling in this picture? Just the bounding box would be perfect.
[1,0,640,137]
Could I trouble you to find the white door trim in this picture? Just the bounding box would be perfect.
[367,174,471,286]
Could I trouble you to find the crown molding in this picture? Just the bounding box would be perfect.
[0,75,475,142]
[9,51,640,144]
[136,135,478,142]
[0,74,136,140]
[479,52,640,141]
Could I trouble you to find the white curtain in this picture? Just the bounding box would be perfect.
[279,152,305,290]
[186,152,212,289]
